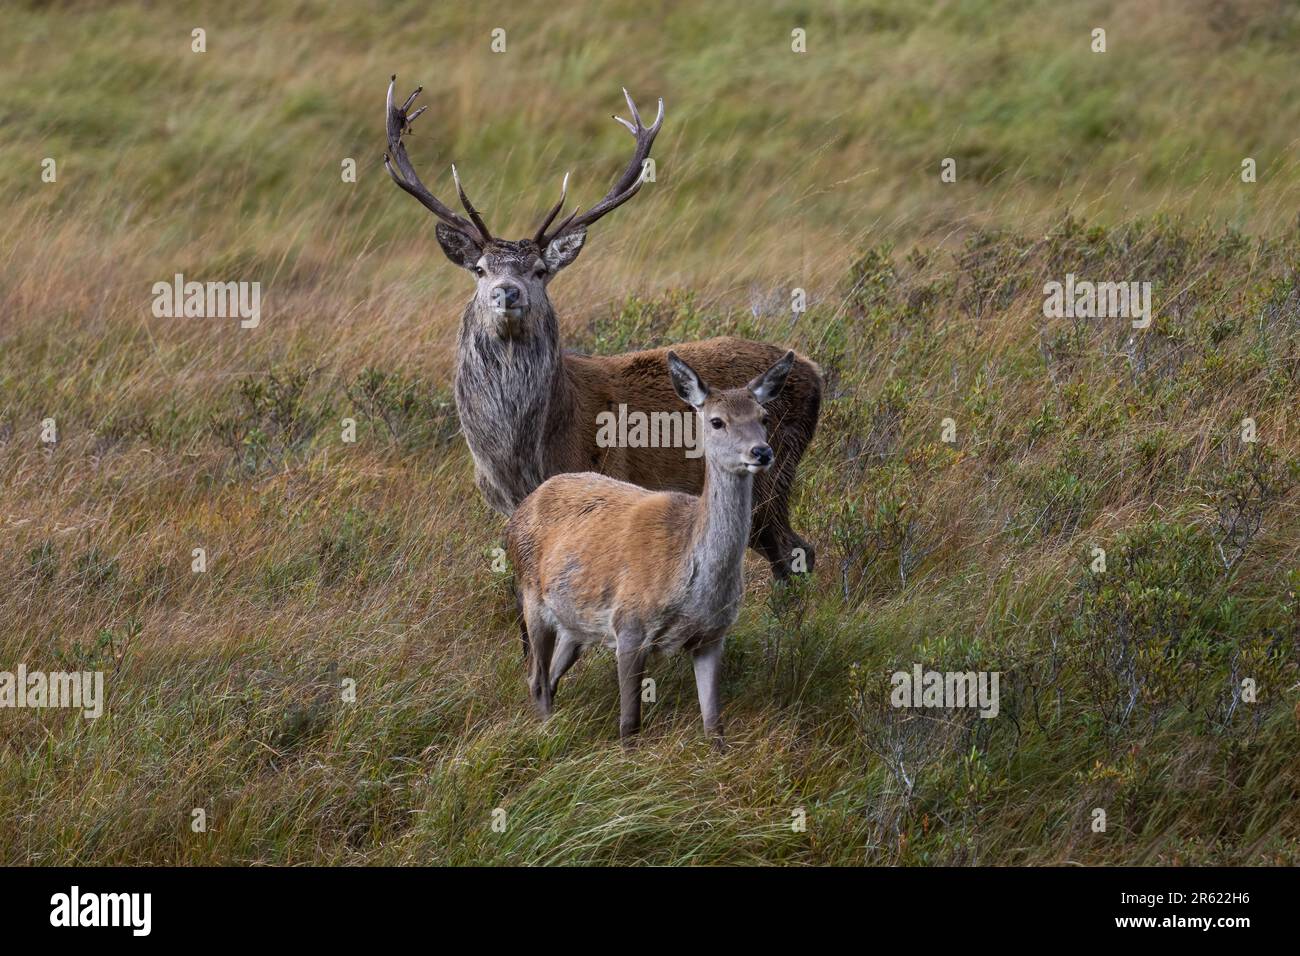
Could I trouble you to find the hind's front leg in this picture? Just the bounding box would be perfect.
[692,639,726,751]
[614,623,648,746]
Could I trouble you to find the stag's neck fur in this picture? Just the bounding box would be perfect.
[682,460,754,625]
[453,302,571,514]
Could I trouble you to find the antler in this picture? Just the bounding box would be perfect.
[535,88,664,246]
[384,75,492,243]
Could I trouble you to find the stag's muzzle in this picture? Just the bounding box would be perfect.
[490,282,525,316]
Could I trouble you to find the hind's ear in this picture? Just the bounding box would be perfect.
[437,223,483,270]
[543,227,587,274]
[748,350,795,404]
[667,350,709,407]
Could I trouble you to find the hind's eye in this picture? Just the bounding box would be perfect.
[473,266,486,278]
[761,415,770,428]
[710,418,725,430]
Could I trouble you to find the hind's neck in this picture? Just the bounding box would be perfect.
[685,457,754,609]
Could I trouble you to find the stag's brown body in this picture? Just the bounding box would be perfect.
[383,76,822,578]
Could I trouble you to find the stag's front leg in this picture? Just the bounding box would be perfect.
[692,639,726,751]
[751,483,814,580]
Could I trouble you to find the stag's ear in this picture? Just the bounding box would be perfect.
[667,350,709,408]
[436,223,483,270]
[748,350,796,405]
[542,227,587,274]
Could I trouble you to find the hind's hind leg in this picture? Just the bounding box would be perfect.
[514,588,530,658]
[548,631,583,698]
[523,602,557,719]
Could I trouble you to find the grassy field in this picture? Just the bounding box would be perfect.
[2,0,1299,864]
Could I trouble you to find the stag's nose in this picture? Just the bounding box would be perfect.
[750,445,773,466]
[492,283,524,311]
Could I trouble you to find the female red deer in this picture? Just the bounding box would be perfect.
[383,77,822,579]
[507,350,795,746]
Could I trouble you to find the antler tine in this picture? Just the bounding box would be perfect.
[550,207,581,238]
[384,75,490,242]
[451,164,493,242]
[622,87,643,129]
[532,172,571,245]
[539,89,664,244]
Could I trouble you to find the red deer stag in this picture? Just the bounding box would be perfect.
[383,76,822,579]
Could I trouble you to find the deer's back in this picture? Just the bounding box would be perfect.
[506,472,696,614]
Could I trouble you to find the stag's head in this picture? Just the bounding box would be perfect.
[384,76,664,339]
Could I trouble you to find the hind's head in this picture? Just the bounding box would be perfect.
[383,76,663,340]
[667,350,795,476]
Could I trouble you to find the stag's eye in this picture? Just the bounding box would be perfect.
[761,415,770,427]
[533,262,547,277]
[710,418,725,430]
